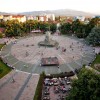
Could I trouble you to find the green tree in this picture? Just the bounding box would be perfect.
[61,23,71,34]
[5,20,23,37]
[76,24,86,38]
[72,19,81,34]
[39,22,50,32]
[71,19,86,38]
[0,21,6,27]
[24,20,35,33]
[50,23,56,33]
[67,68,100,100]
[86,26,100,46]
[85,17,100,37]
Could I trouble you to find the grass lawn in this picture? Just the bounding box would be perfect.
[91,54,100,72]
[0,61,11,78]
[0,44,11,78]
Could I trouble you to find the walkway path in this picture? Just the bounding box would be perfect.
[0,70,39,100]
[14,73,32,100]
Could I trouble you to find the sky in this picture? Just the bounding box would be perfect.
[0,0,100,14]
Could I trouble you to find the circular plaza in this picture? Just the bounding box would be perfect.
[1,35,95,74]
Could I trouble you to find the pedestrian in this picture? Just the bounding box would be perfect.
[12,77,15,83]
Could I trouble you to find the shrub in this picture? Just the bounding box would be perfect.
[50,71,75,78]
[0,68,3,74]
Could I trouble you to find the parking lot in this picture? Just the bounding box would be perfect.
[42,77,72,100]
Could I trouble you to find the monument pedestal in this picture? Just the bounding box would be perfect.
[38,31,59,47]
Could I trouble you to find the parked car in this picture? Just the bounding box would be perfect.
[44,91,50,95]
[42,96,50,100]
[66,81,71,85]
[54,82,59,86]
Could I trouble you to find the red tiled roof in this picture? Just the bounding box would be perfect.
[12,15,25,18]
[0,28,5,33]
[3,15,11,17]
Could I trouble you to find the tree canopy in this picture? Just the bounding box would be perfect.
[85,17,100,37]
[0,17,100,37]
[67,68,100,100]
[86,26,100,46]
[61,23,72,34]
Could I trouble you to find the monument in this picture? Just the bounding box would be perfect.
[45,31,51,43]
[38,31,58,47]
[56,23,60,35]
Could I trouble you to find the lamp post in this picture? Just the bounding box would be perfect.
[30,24,31,33]
[81,55,83,67]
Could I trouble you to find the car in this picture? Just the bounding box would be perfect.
[44,86,50,91]
[62,88,67,93]
[66,81,71,85]
[64,77,68,81]
[42,96,50,100]
[61,96,65,100]
[54,82,59,86]
[44,91,50,95]
[49,82,53,86]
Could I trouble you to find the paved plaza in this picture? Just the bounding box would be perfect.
[1,35,95,74]
[0,35,96,100]
[0,70,39,100]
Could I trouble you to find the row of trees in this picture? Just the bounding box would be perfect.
[0,20,57,37]
[0,17,99,37]
[61,17,100,38]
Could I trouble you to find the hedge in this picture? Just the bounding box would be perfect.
[33,72,45,100]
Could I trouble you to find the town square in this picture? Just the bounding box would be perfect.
[0,0,100,100]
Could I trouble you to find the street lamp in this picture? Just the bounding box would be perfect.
[30,24,31,33]
[81,56,83,67]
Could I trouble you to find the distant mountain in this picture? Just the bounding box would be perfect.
[0,9,99,16]
[0,12,10,15]
[19,9,96,16]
